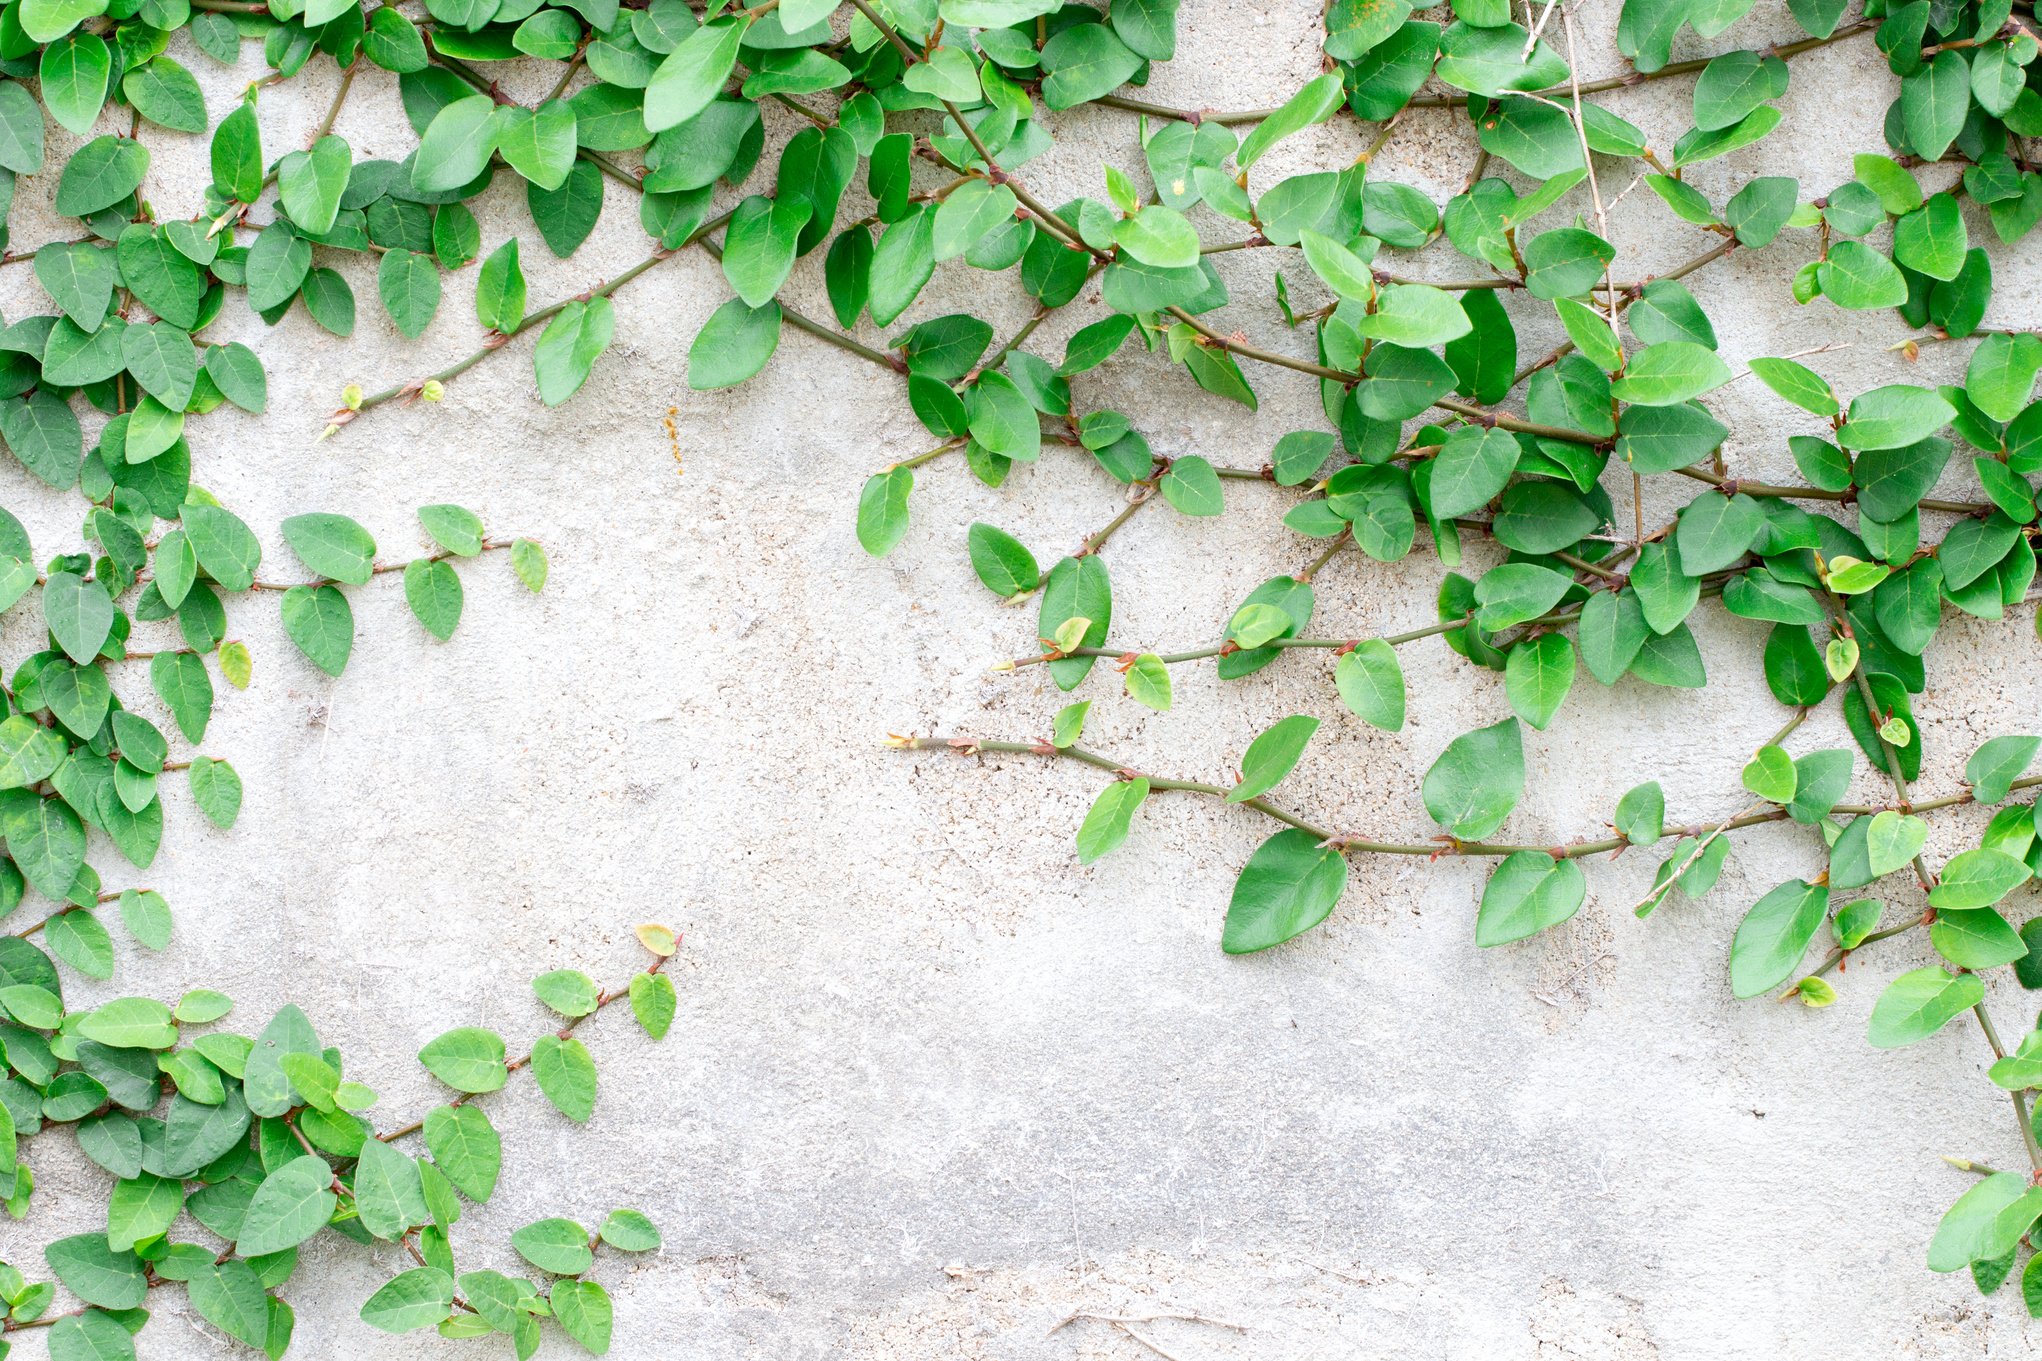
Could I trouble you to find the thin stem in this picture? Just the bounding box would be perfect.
[1079,490,1155,556]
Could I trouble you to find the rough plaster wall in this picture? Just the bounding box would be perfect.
[5,1,2042,1356]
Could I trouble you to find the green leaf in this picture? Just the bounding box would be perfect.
[1475,851,1585,946]
[1300,229,1376,304]
[1928,848,2032,909]
[1039,21,1143,109]
[418,504,484,557]
[1354,284,1471,348]
[1221,827,1347,953]
[1749,356,1839,416]
[77,996,175,1049]
[403,559,463,641]
[534,297,615,406]
[531,1034,597,1121]
[688,298,782,390]
[1427,426,1519,519]
[1229,715,1319,803]
[1867,965,1984,1048]
[1692,49,1788,130]
[38,36,106,140]
[932,178,1018,261]
[511,538,548,592]
[36,240,115,330]
[1609,341,1732,406]
[1504,634,1574,730]
[474,238,528,335]
[1473,562,1571,631]
[411,95,500,195]
[44,1234,145,1309]
[1741,744,1798,803]
[1434,20,1568,97]
[598,1208,660,1251]
[1334,640,1404,731]
[278,134,349,236]
[423,1104,500,1201]
[1423,717,1524,840]
[1615,781,1664,844]
[210,95,261,200]
[1865,810,1927,878]
[1931,908,2028,970]
[1674,491,1763,575]
[188,1261,269,1348]
[188,756,243,829]
[1893,192,1967,281]
[856,467,913,557]
[360,1267,454,1333]
[42,570,112,663]
[1236,71,1345,169]
[645,15,750,132]
[106,1171,182,1250]
[1728,879,1828,997]
[1123,654,1171,712]
[1523,227,1615,301]
[376,249,441,340]
[966,522,1038,597]
[511,1217,594,1276]
[630,971,676,1039]
[1966,735,2039,804]
[205,342,268,414]
[282,513,376,585]
[721,194,809,307]
[552,1279,613,1353]
[45,1310,138,1361]
[56,134,147,217]
[244,223,311,311]
[1901,49,1970,162]
[1926,1171,2042,1271]
[1838,385,1954,451]
[497,99,578,192]
[418,1027,506,1093]
[180,505,261,595]
[237,1154,338,1256]
[1815,241,1908,310]
[280,585,354,677]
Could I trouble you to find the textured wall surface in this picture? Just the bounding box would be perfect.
[6,1,2042,1357]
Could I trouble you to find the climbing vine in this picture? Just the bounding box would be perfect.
[0,0,2036,1348]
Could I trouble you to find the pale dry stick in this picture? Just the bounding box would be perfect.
[1625,796,1770,916]
[1523,0,1565,57]
[1047,1309,1249,1335]
[1557,8,1621,335]
[1114,1323,1196,1361]
[1620,708,1811,915]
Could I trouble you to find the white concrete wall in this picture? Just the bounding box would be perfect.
[6,1,2042,1356]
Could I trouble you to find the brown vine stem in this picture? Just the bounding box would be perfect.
[246,539,514,592]
[10,889,147,939]
[1077,488,1155,556]
[1093,20,1878,124]
[313,57,359,143]
[694,235,902,370]
[1402,20,1881,109]
[1674,463,1992,514]
[375,945,672,1143]
[351,210,736,416]
[1160,304,1606,445]
[893,710,1818,863]
[1000,584,1735,670]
